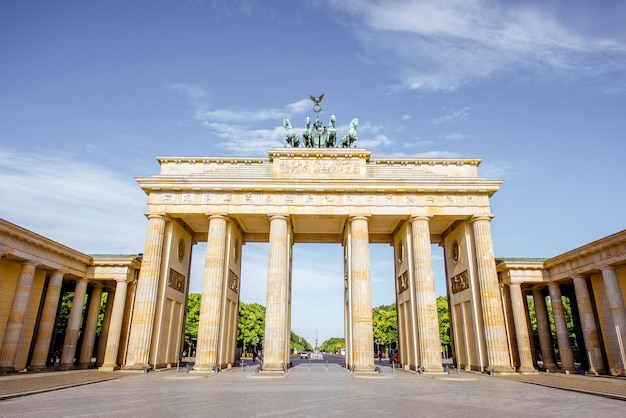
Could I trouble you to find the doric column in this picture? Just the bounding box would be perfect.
[532,288,557,371]
[508,283,536,373]
[600,265,626,375]
[410,216,443,373]
[262,215,291,372]
[548,282,576,372]
[99,279,129,371]
[28,270,65,371]
[124,213,167,369]
[350,216,375,373]
[58,278,89,370]
[0,261,38,372]
[96,289,115,367]
[572,275,605,374]
[470,216,514,373]
[194,215,229,371]
[78,284,103,368]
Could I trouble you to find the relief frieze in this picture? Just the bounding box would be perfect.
[168,268,186,293]
[397,271,409,294]
[155,191,485,207]
[277,159,360,175]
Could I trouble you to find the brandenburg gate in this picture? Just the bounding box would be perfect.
[123,143,515,374]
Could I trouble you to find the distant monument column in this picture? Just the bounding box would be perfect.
[548,282,576,372]
[0,261,37,373]
[508,283,537,373]
[58,278,89,370]
[532,288,557,371]
[349,216,375,373]
[263,215,291,372]
[194,215,229,371]
[124,213,168,370]
[77,284,103,368]
[470,216,514,373]
[410,216,443,373]
[572,275,605,374]
[29,270,65,371]
[99,279,129,371]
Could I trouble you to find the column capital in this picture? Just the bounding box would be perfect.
[470,214,495,223]
[349,215,370,223]
[571,273,587,281]
[599,264,616,273]
[207,213,229,220]
[90,282,103,289]
[267,214,289,222]
[409,215,432,223]
[144,212,168,221]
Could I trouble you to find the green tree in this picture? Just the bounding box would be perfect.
[436,296,450,345]
[319,337,344,353]
[237,302,266,354]
[290,331,313,352]
[372,303,397,352]
[184,293,201,353]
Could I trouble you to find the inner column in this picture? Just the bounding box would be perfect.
[350,216,375,373]
[262,214,291,372]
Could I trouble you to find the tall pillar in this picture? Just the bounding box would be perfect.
[471,216,514,373]
[58,278,89,370]
[194,215,228,371]
[572,275,605,374]
[532,288,557,371]
[262,215,291,372]
[548,282,576,372]
[410,216,443,373]
[99,280,129,371]
[508,283,536,373]
[96,289,115,367]
[350,216,375,373]
[0,261,38,373]
[600,265,626,375]
[28,270,65,371]
[78,284,103,368]
[124,213,167,369]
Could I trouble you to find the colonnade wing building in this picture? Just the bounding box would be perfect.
[1,148,625,376]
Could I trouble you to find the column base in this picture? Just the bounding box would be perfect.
[27,365,49,373]
[122,363,150,372]
[487,366,517,375]
[0,366,16,374]
[76,363,92,370]
[98,364,119,372]
[192,364,218,372]
[517,366,538,375]
[56,363,75,371]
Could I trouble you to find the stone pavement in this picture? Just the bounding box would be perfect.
[0,364,624,417]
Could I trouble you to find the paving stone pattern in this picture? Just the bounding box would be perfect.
[0,364,624,417]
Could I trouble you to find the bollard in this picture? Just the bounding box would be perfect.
[142,367,148,374]
[489,369,494,376]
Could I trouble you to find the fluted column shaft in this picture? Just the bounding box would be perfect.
[471,216,513,372]
[509,283,536,373]
[410,216,443,373]
[600,265,626,375]
[28,270,65,371]
[548,282,576,372]
[572,275,605,374]
[58,278,89,370]
[195,215,228,370]
[262,215,290,371]
[96,290,115,367]
[0,261,38,372]
[124,213,167,369]
[532,288,557,371]
[99,280,129,371]
[350,216,375,373]
[78,284,103,368]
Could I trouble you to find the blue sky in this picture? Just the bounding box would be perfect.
[2,0,625,347]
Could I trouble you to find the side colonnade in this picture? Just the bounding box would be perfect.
[0,218,140,373]
[498,230,626,376]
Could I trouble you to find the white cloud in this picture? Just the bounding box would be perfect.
[329,0,626,93]
[0,149,147,254]
[432,107,470,125]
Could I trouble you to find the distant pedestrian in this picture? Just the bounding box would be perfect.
[377,351,382,362]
